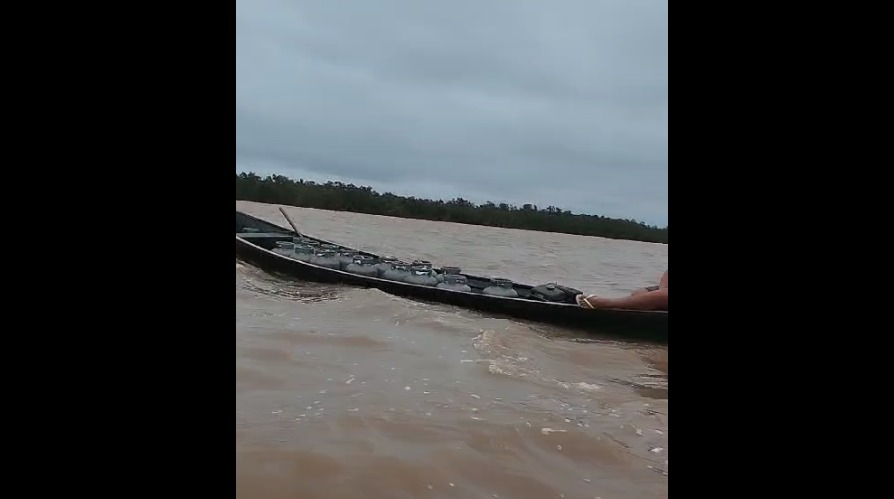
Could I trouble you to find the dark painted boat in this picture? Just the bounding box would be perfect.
[236,209,667,343]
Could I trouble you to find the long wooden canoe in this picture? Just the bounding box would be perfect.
[236,209,667,343]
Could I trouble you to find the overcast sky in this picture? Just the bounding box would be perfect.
[236,0,668,226]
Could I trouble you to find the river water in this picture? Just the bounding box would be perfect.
[236,200,668,499]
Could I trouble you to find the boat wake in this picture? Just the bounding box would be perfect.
[237,260,343,304]
[609,375,668,400]
[473,328,604,396]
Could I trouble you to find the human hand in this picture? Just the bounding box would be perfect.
[575,294,599,309]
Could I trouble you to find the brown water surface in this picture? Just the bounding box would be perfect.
[236,201,668,499]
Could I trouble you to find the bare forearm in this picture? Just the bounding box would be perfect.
[591,289,668,310]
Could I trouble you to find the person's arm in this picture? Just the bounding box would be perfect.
[579,289,668,311]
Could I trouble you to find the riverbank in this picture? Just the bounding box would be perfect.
[236,172,668,244]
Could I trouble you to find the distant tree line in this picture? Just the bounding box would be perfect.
[236,172,668,244]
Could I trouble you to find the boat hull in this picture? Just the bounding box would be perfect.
[236,210,667,343]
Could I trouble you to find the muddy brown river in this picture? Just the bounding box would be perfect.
[236,200,668,499]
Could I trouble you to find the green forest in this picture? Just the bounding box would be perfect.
[236,172,668,244]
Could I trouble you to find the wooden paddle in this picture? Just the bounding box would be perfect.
[278,207,304,238]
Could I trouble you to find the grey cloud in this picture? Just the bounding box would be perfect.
[237,0,668,225]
